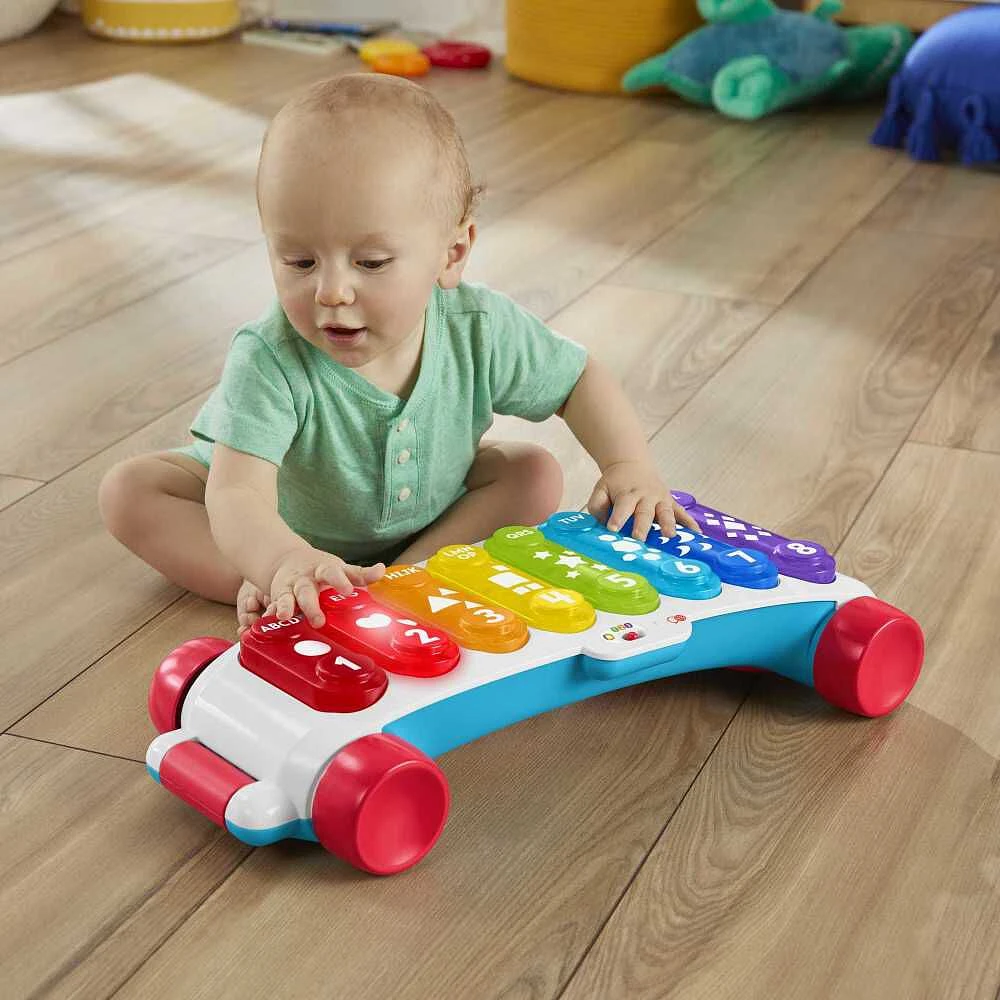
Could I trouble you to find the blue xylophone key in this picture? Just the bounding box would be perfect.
[539,511,721,600]
[636,521,779,589]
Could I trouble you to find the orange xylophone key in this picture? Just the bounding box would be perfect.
[370,564,529,653]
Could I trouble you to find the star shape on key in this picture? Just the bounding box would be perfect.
[557,554,585,568]
[566,571,580,579]
[533,550,554,560]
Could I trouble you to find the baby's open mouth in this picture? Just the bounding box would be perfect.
[323,325,367,343]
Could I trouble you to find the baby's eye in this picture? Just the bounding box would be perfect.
[357,258,392,271]
[286,259,315,271]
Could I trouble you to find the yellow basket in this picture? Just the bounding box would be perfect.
[505,0,702,94]
[82,0,240,42]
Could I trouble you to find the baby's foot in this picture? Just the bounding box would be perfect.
[236,579,271,635]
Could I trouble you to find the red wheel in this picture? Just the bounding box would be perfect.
[148,637,231,734]
[311,734,450,875]
[812,598,924,717]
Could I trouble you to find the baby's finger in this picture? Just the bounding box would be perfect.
[587,483,612,526]
[675,501,700,532]
[653,500,678,537]
[606,492,639,533]
[343,562,385,588]
[273,585,297,622]
[631,500,657,542]
[314,560,354,595]
[293,576,324,628]
[654,499,678,538]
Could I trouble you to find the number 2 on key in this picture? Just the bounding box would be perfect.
[404,628,439,645]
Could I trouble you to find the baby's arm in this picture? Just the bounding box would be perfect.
[205,444,384,626]
[558,357,698,540]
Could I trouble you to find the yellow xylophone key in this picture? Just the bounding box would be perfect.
[370,564,529,653]
[426,544,595,634]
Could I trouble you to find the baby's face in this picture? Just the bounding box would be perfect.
[258,115,464,371]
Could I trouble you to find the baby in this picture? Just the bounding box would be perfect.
[99,73,696,634]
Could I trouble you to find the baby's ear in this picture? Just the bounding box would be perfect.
[438,220,476,289]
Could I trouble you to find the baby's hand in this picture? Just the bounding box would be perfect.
[236,579,271,636]
[587,460,699,542]
[269,547,386,628]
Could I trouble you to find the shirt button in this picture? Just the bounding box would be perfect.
[397,449,411,464]
[398,487,412,502]
[397,419,409,432]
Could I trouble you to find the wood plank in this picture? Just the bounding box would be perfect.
[867,163,1000,241]
[108,675,750,1000]
[558,678,1000,1000]
[0,393,206,732]
[0,223,248,367]
[837,443,1000,756]
[112,146,262,242]
[464,116,785,319]
[13,594,237,759]
[557,443,1000,999]
[0,735,250,1000]
[911,293,1000,454]
[0,475,41,509]
[610,131,913,304]
[836,0,975,30]
[642,228,1000,550]
[0,72,263,188]
[0,243,271,481]
[0,14,353,100]
[466,91,667,196]
[491,283,774,509]
[0,73,266,263]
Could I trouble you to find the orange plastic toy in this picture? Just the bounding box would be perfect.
[372,51,431,77]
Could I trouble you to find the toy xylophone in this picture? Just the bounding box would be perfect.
[146,491,923,875]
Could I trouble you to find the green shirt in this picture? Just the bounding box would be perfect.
[184,282,588,565]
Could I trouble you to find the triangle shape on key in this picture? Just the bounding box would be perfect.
[437,588,458,596]
[428,595,460,613]
[464,601,482,609]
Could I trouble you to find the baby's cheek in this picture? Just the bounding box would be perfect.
[279,288,312,329]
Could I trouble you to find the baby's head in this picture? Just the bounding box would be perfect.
[256,73,480,368]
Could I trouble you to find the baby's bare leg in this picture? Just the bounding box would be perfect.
[98,451,242,604]
[394,441,564,565]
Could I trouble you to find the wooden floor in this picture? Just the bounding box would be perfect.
[2,14,999,1000]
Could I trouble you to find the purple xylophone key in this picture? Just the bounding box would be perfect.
[671,492,836,584]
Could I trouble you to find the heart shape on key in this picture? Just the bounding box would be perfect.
[356,613,392,630]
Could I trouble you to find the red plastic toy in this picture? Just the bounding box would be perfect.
[422,41,492,69]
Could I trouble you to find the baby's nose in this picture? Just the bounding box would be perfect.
[316,270,355,306]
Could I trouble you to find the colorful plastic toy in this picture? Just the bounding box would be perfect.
[422,41,492,69]
[621,0,912,121]
[146,491,924,875]
[357,37,420,64]
[372,51,430,78]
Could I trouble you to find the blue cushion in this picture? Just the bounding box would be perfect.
[872,7,1000,165]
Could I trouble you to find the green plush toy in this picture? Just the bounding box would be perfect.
[622,0,913,120]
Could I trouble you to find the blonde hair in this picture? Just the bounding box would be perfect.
[260,73,483,226]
